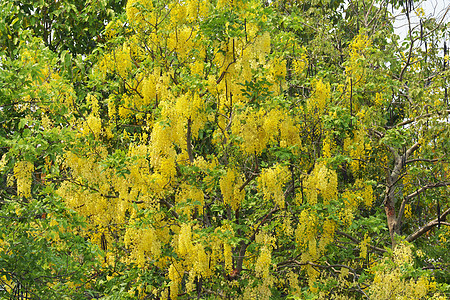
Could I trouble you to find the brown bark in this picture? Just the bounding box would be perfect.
[383,142,420,247]
[384,198,398,246]
[186,118,194,164]
[406,207,450,242]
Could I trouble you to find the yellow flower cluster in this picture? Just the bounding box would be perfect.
[255,245,271,278]
[0,154,7,173]
[338,206,355,227]
[369,242,444,299]
[193,243,211,277]
[307,79,330,114]
[174,92,205,124]
[231,108,269,155]
[359,233,371,259]
[287,271,302,296]
[258,164,290,208]
[223,242,233,273]
[104,19,123,40]
[207,223,235,274]
[118,44,134,78]
[177,223,193,257]
[306,264,320,293]
[255,231,277,250]
[346,33,371,86]
[350,33,372,55]
[142,73,157,106]
[176,184,204,217]
[321,218,336,246]
[344,128,370,173]
[19,58,75,115]
[254,31,271,61]
[168,263,183,299]
[322,133,334,158]
[354,179,374,207]
[304,161,337,205]
[375,92,384,106]
[126,0,154,28]
[168,26,198,60]
[13,161,34,198]
[277,213,294,238]
[124,226,161,267]
[293,49,308,76]
[415,7,425,18]
[296,209,318,252]
[231,107,300,155]
[83,114,102,137]
[279,112,302,148]
[219,168,245,210]
[404,203,412,219]
[148,122,179,182]
[184,242,212,294]
[340,183,373,232]
[267,57,287,83]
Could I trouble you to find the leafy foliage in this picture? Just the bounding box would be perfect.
[1,0,449,299]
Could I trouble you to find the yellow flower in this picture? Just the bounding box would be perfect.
[14,161,34,198]
[258,164,290,208]
[219,168,245,210]
[360,233,371,259]
[255,246,271,278]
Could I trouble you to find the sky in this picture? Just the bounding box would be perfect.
[392,0,449,43]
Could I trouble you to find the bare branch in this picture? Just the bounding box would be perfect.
[186,118,194,164]
[277,259,369,299]
[404,182,450,203]
[239,173,256,192]
[368,128,384,138]
[394,110,450,128]
[406,207,450,242]
[406,158,440,164]
[398,182,450,226]
[336,230,387,253]
[239,155,259,192]
[364,0,377,26]
[399,6,450,81]
[405,141,420,158]
[399,5,414,82]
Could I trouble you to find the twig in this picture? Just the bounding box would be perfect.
[406,207,450,242]
[336,230,387,253]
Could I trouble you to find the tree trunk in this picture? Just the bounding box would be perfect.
[384,192,399,247]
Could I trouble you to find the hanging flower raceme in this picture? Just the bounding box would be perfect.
[13,161,34,198]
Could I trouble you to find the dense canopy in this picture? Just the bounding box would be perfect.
[0,0,449,299]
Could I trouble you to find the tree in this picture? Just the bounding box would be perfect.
[0,0,126,56]
[1,0,449,299]
[0,1,121,298]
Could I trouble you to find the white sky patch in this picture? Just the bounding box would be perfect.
[393,0,450,42]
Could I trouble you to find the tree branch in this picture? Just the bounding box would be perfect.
[406,158,440,164]
[186,118,194,164]
[398,5,414,82]
[399,6,450,81]
[277,259,369,299]
[405,141,420,158]
[403,182,450,203]
[239,154,259,192]
[393,110,450,128]
[406,207,450,242]
[235,206,279,274]
[238,173,256,192]
[336,230,386,253]
[398,182,450,226]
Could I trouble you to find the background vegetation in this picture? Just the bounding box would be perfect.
[0,0,449,299]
